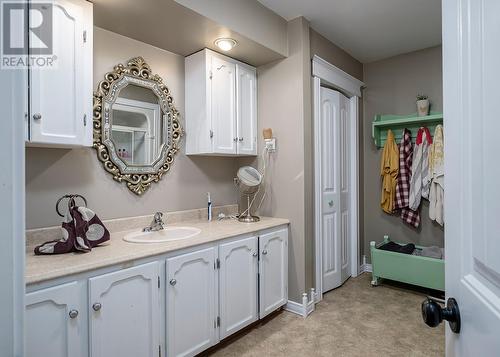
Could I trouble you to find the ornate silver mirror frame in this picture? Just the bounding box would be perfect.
[93,57,183,195]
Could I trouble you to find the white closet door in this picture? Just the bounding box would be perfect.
[339,94,351,284]
[320,87,351,293]
[29,0,92,146]
[236,64,257,155]
[211,56,236,154]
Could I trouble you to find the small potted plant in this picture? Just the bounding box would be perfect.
[416,94,430,116]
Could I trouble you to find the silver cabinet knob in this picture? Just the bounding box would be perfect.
[92,302,102,311]
[33,113,42,120]
[68,309,79,319]
[238,137,243,142]
[252,252,258,257]
[233,137,238,142]
[328,200,334,207]
[169,279,177,286]
[262,250,268,255]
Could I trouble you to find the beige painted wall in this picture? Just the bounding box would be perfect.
[362,46,444,261]
[26,27,238,229]
[310,29,363,81]
[239,17,311,302]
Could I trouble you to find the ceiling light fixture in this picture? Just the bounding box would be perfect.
[214,38,237,52]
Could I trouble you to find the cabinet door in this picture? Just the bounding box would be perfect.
[166,247,218,357]
[211,55,237,154]
[219,236,258,339]
[236,65,257,155]
[26,281,86,357]
[89,262,160,357]
[29,0,92,146]
[259,228,288,318]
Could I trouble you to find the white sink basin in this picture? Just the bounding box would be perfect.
[123,227,201,243]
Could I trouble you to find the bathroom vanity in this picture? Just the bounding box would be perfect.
[25,215,288,357]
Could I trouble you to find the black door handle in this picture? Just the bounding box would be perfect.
[421,297,461,333]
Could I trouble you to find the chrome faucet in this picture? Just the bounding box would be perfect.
[143,212,165,232]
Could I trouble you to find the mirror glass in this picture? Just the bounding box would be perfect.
[110,84,167,166]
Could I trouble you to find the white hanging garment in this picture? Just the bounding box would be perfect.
[429,125,444,225]
[409,127,433,211]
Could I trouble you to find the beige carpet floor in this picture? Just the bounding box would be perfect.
[207,273,444,357]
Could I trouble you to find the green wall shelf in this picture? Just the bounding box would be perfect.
[372,112,443,148]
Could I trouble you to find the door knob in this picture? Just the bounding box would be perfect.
[262,250,268,255]
[238,137,243,142]
[33,113,42,120]
[421,297,461,333]
[252,252,258,257]
[169,279,177,286]
[328,200,334,207]
[92,302,102,311]
[68,309,79,319]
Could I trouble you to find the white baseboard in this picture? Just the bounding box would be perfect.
[359,263,372,273]
[284,288,317,318]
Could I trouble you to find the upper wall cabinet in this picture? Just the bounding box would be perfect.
[185,49,257,156]
[27,0,93,147]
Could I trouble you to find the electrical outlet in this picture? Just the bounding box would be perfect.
[264,138,276,152]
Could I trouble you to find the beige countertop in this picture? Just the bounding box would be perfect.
[26,217,289,285]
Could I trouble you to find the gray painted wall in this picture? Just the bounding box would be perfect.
[309,28,364,81]
[239,17,311,302]
[26,27,238,229]
[362,46,444,261]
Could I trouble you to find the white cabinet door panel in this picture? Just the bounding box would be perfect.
[166,247,218,357]
[259,228,288,318]
[89,262,160,357]
[236,65,257,155]
[29,0,92,146]
[219,236,258,339]
[211,55,236,154]
[26,281,86,357]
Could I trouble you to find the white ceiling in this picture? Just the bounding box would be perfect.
[258,0,442,63]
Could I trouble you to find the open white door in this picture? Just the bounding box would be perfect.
[437,0,500,354]
[319,87,351,293]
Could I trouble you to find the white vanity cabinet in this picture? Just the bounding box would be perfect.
[26,281,86,357]
[219,235,259,339]
[185,49,257,156]
[27,0,93,147]
[259,228,288,318]
[166,247,219,357]
[89,262,161,357]
[26,225,288,357]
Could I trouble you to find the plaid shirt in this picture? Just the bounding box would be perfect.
[395,128,420,227]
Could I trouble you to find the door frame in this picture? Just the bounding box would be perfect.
[312,55,364,301]
[0,50,27,354]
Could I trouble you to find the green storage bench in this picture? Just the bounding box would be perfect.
[370,236,444,291]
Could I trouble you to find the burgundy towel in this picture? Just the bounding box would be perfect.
[35,206,110,255]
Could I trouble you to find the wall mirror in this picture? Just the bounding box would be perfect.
[93,57,183,195]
